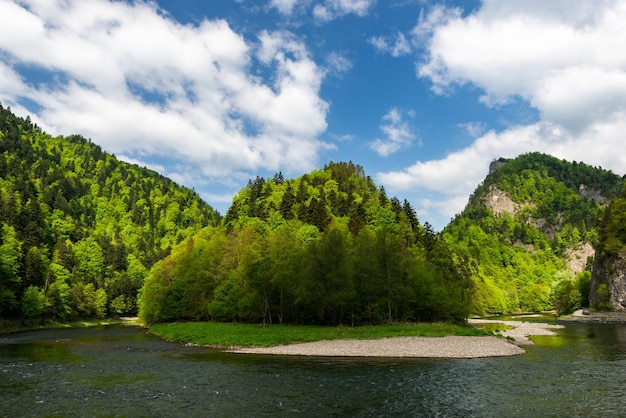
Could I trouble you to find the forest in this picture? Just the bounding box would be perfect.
[0,104,219,321]
[3,102,626,326]
[444,153,625,315]
[140,162,473,325]
[596,185,626,259]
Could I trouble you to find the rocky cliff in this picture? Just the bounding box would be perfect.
[590,184,626,311]
[590,252,626,311]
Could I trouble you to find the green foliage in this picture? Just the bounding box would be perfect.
[45,266,72,318]
[0,223,21,315]
[597,186,626,257]
[140,164,472,325]
[445,153,624,315]
[7,101,622,326]
[71,283,107,318]
[21,285,46,318]
[594,283,612,311]
[0,103,219,320]
[551,272,589,316]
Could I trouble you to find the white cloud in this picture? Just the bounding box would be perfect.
[201,191,238,205]
[416,0,626,132]
[313,0,376,22]
[379,116,626,230]
[369,108,416,157]
[369,33,411,57]
[332,133,354,142]
[325,52,352,75]
[378,0,626,230]
[0,62,28,109]
[458,121,486,138]
[0,0,330,183]
[117,155,165,173]
[269,0,302,15]
[411,4,461,40]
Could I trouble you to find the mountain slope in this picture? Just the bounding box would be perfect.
[0,104,220,320]
[444,152,625,315]
[140,162,473,325]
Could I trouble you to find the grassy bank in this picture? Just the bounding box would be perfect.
[0,317,140,334]
[149,322,490,348]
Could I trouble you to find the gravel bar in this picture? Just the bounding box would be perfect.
[229,335,525,358]
[229,318,568,358]
[468,318,564,346]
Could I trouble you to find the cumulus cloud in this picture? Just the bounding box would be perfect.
[380,115,626,227]
[369,33,412,57]
[0,0,330,183]
[377,0,626,229]
[369,108,416,157]
[313,0,376,22]
[416,0,626,131]
[379,124,542,194]
[411,4,462,40]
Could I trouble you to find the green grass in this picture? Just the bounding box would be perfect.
[0,317,140,334]
[149,322,490,348]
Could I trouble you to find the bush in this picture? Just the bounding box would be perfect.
[21,286,46,318]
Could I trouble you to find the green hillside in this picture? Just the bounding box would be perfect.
[444,152,625,315]
[596,186,626,259]
[5,99,624,325]
[0,104,220,321]
[139,162,473,325]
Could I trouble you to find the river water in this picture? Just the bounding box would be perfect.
[1,322,625,417]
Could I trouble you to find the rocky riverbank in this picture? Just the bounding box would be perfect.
[559,309,626,324]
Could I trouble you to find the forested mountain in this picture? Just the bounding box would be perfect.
[6,98,625,326]
[139,162,473,325]
[0,104,220,321]
[444,153,625,315]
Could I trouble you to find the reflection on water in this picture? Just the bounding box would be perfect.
[1,323,626,417]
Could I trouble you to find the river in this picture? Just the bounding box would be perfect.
[1,321,625,417]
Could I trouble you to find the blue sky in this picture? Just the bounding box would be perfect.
[1,0,626,230]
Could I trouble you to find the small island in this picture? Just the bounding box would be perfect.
[148,320,562,358]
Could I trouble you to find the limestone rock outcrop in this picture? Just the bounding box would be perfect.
[590,253,626,311]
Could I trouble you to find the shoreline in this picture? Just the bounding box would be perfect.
[559,310,626,324]
[229,319,564,358]
[229,335,525,358]
[0,317,141,335]
[467,318,564,346]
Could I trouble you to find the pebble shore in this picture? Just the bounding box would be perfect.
[468,318,564,346]
[230,335,525,358]
[229,319,564,358]
[560,309,626,323]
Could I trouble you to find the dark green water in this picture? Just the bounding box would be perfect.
[1,323,625,417]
